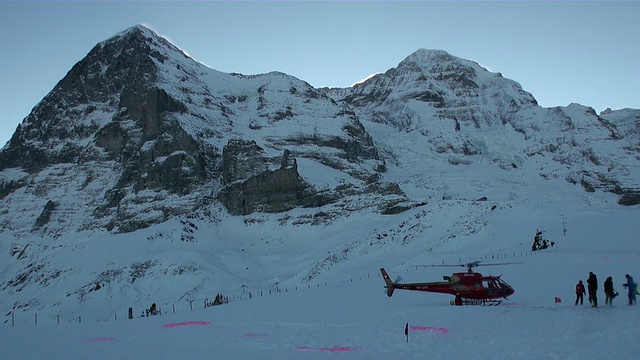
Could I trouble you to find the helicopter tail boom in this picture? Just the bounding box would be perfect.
[380,268,395,297]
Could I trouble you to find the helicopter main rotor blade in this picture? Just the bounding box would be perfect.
[412,264,467,268]
[412,261,522,268]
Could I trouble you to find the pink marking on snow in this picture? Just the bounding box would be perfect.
[161,321,211,329]
[241,333,271,338]
[85,337,116,342]
[410,326,448,334]
[296,346,360,352]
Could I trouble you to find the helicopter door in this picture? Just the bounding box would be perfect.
[482,280,499,295]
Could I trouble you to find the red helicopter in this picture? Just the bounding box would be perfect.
[380,261,518,306]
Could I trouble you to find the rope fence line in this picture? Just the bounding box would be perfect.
[3,246,638,327]
[3,273,374,327]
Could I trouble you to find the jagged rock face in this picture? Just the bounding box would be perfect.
[0,26,219,234]
[327,49,538,129]
[323,50,542,162]
[1,27,161,171]
[600,108,640,204]
[217,140,338,215]
[0,25,392,234]
[0,29,638,236]
[35,200,58,228]
[324,49,639,199]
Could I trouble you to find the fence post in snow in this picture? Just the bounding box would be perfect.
[35,312,37,326]
[173,304,175,313]
[79,316,81,324]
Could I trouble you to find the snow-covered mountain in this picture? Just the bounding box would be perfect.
[0,25,638,320]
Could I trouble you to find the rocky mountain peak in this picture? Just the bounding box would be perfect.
[0,25,637,238]
[0,24,403,236]
[398,48,458,69]
[0,25,638,320]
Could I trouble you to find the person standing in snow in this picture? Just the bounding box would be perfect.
[604,276,616,306]
[454,293,463,306]
[575,280,586,305]
[623,274,636,305]
[587,272,598,307]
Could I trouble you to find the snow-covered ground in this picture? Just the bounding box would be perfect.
[1,200,638,359]
[1,24,639,360]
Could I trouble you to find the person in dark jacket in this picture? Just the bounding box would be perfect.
[623,274,636,305]
[454,293,462,306]
[604,276,616,306]
[587,272,598,307]
[575,280,586,305]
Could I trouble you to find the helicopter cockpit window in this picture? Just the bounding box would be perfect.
[482,280,497,288]
[497,278,511,289]
[483,280,499,294]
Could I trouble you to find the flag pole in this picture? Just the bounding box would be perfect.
[405,323,409,343]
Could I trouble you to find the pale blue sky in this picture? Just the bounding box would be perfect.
[1,1,638,146]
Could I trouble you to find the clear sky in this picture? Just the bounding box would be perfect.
[1,1,638,146]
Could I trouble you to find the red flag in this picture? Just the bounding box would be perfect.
[554,297,562,304]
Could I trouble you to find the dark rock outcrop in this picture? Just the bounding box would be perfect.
[35,200,58,228]
[218,140,332,215]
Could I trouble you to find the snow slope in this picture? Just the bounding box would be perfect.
[1,186,639,359]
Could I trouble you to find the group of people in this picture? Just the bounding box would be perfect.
[531,231,555,251]
[575,272,638,307]
[143,303,159,317]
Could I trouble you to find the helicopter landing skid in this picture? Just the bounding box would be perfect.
[450,299,503,306]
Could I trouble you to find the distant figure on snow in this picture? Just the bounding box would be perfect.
[587,272,598,307]
[532,231,543,251]
[604,276,617,306]
[623,274,636,305]
[575,280,586,306]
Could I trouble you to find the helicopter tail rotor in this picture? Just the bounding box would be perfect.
[380,268,396,297]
